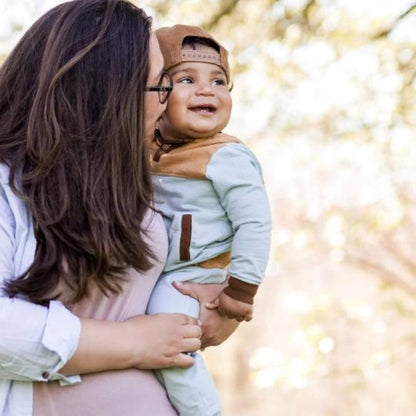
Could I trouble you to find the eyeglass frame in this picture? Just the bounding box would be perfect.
[145,71,173,104]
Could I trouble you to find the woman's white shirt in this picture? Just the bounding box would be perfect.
[0,164,81,416]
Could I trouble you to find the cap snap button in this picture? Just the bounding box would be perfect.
[41,371,50,379]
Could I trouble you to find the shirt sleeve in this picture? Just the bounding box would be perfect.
[205,143,272,286]
[0,174,81,385]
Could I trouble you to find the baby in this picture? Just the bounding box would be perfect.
[147,24,272,416]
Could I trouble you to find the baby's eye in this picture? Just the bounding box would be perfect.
[213,78,226,86]
[178,77,193,84]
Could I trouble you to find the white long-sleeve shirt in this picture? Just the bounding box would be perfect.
[0,164,81,416]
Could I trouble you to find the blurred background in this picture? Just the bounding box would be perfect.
[2,0,416,414]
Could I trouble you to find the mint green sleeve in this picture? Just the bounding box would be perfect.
[205,143,272,286]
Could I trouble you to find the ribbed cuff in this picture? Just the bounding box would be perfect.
[223,276,258,304]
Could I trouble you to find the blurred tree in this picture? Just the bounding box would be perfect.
[144,1,416,414]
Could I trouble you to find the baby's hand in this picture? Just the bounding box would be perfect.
[206,291,253,322]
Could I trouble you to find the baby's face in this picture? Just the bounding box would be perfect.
[158,44,232,141]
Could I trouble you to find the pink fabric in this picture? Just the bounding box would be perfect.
[33,212,178,416]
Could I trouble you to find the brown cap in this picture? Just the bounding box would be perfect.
[155,24,230,82]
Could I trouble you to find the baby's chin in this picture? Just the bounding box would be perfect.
[190,124,228,139]
[191,130,221,139]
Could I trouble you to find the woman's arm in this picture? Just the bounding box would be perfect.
[61,313,201,375]
[0,297,82,382]
[0,297,201,382]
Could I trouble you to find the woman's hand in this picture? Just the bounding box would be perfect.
[123,313,202,369]
[61,313,202,376]
[173,281,240,349]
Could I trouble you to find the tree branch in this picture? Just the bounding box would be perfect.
[373,3,416,39]
[203,0,241,30]
[346,250,416,296]
[303,0,317,21]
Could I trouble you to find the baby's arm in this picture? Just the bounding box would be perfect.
[206,141,272,322]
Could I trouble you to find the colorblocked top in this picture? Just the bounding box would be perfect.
[149,132,272,287]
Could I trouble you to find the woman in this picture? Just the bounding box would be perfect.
[0,1,237,415]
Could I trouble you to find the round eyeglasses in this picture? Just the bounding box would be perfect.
[145,71,173,104]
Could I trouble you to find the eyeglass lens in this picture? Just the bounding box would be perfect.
[159,72,172,104]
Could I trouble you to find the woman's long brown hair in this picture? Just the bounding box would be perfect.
[0,0,156,304]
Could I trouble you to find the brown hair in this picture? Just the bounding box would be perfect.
[0,0,155,304]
